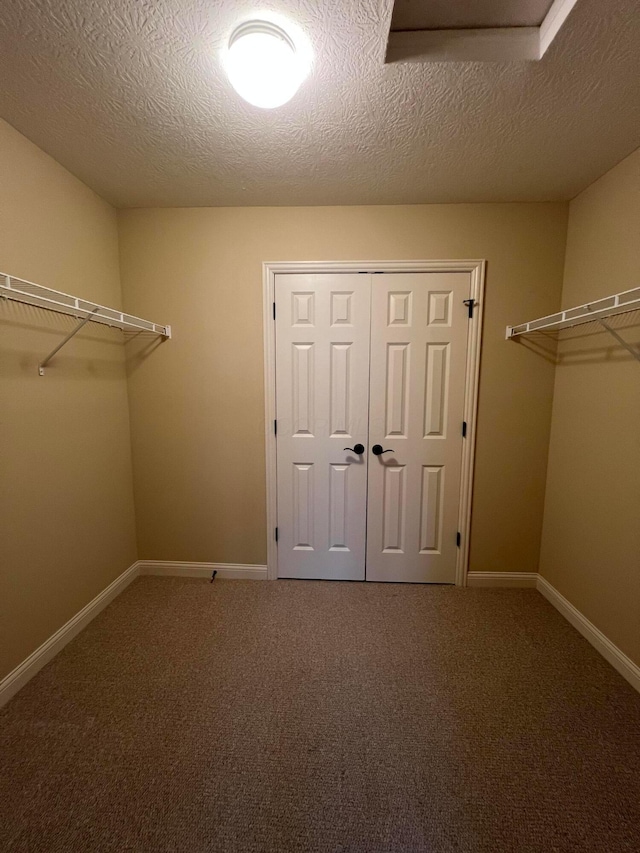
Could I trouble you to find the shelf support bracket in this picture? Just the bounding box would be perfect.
[38,307,101,376]
[598,319,640,364]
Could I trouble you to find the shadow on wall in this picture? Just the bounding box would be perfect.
[0,300,169,380]
[124,332,167,377]
[0,310,128,381]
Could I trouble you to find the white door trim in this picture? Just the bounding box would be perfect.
[263,260,486,585]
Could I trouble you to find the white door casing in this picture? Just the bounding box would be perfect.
[365,272,471,583]
[275,273,371,580]
[263,261,485,585]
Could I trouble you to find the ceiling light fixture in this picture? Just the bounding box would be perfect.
[225,20,310,109]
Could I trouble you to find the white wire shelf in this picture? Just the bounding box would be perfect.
[506,287,640,339]
[1,272,170,336]
[0,271,171,375]
[506,286,640,364]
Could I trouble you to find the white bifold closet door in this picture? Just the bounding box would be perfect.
[275,271,470,583]
[275,274,371,580]
[365,273,470,583]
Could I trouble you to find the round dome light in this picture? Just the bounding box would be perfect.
[225,21,308,109]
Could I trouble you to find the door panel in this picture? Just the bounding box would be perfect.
[366,273,471,583]
[275,273,371,579]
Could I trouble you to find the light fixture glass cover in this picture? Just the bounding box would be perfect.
[225,20,309,108]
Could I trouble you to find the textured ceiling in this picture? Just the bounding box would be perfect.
[391,0,555,31]
[0,0,638,208]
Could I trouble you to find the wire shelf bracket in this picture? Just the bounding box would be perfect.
[506,286,640,362]
[0,271,171,375]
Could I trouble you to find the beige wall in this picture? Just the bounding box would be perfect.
[4,111,635,679]
[540,148,640,666]
[118,203,568,573]
[0,120,137,679]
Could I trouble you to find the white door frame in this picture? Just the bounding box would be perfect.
[263,260,486,586]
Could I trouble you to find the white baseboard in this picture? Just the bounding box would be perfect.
[138,560,268,580]
[536,575,640,695]
[0,559,266,708]
[467,572,639,694]
[2,562,636,709]
[466,571,538,588]
[0,561,139,709]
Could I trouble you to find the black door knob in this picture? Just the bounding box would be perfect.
[372,444,395,456]
[344,444,365,455]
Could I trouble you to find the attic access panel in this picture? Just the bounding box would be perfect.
[391,0,555,31]
[387,0,580,62]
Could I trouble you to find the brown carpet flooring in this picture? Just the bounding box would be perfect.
[1,578,639,852]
